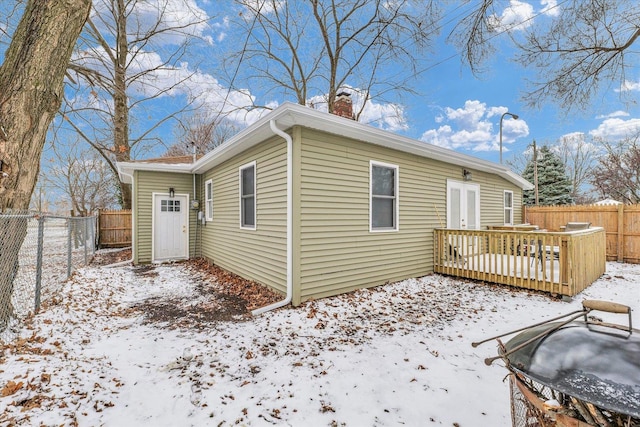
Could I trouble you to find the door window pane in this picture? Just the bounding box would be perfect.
[450,188,461,228]
[466,191,476,229]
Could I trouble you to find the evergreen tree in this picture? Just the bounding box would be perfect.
[522,146,574,206]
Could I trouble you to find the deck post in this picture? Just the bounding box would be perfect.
[617,204,624,262]
[560,237,570,295]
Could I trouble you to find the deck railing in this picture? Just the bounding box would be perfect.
[433,227,606,296]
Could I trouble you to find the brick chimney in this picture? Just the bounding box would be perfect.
[333,92,354,120]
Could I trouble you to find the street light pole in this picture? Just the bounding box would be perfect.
[499,111,519,164]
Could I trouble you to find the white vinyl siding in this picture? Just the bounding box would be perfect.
[239,161,256,230]
[504,190,513,225]
[370,161,399,232]
[205,179,213,221]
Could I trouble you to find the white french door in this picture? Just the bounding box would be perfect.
[446,180,480,230]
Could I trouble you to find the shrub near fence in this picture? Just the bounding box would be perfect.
[0,213,97,342]
[523,204,640,264]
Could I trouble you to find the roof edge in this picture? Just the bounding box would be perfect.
[117,102,533,190]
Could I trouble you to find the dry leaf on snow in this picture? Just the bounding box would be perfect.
[1,380,24,397]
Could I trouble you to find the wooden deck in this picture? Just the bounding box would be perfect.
[433,227,606,296]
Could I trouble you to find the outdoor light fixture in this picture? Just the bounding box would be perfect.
[463,169,472,181]
[169,187,175,198]
[499,112,519,164]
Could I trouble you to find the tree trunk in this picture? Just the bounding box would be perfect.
[114,0,132,210]
[0,0,91,331]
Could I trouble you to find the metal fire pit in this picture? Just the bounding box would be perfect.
[474,300,640,427]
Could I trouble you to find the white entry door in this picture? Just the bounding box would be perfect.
[447,180,480,229]
[153,193,189,262]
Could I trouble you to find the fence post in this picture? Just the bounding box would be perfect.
[97,209,101,249]
[67,218,73,279]
[617,204,624,262]
[84,217,88,265]
[91,216,96,256]
[34,216,45,312]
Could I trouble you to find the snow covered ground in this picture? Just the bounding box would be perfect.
[1,259,638,426]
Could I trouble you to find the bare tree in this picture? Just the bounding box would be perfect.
[0,0,91,330]
[166,113,240,157]
[450,0,640,110]
[591,136,640,204]
[62,0,210,209]
[554,133,600,203]
[227,0,439,118]
[505,146,532,175]
[43,139,119,216]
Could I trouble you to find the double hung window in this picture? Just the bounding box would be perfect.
[370,161,398,231]
[504,190,513,225]
[205,179,213,221]
[240,162,256,229]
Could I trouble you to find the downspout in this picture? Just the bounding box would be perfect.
[106,169,135,268]
[252,119,293,315]
[192,143,199,258]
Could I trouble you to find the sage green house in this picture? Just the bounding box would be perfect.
[117,102,532,309]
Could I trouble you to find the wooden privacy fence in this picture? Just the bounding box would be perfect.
[523,204,640,264]
[434,227,606,297]
[98,209,132,248]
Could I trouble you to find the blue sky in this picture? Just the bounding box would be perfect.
[162,0,640,165]
[3,0,640,168]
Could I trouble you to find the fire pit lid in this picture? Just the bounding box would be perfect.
[504,321,640,418]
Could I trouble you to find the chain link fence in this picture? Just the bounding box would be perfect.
[0,213,97,343]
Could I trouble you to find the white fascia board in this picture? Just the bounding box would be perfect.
[117,161,193,184]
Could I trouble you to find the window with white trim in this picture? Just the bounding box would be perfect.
[370,161,398,231]
[504,190,514,225]
[240,161,256,229]
[205,179,213,221]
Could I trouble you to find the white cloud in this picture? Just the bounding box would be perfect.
[239,0,285,17]
[618,79,640,93]
[186,71,274,125]
[70,44,269,128]
[557,132,600,153]
[213,16,230,43]
[589,117,640,140]
[307,87,409,132]
[489,1,560,32]
[540,0,560,17]
[595,110,629,120]
[420,100,529,152]
[91,0,212,46]
[489,0,535,32]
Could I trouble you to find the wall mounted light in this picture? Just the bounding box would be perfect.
[463,169,472,181]
[169,187,175,198]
